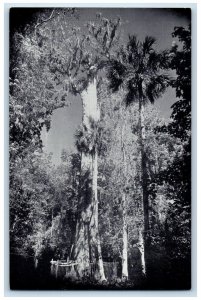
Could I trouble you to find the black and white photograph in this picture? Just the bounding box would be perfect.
[9,7,191,290]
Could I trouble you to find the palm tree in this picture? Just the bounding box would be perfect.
[108,35,169,275]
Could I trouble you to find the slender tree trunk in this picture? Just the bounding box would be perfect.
[50,209,53,238]
[121,118,128,279]
[139,230,146,276]
[122,192,128,279]
[139,97,149,276]
[72,77,106,281]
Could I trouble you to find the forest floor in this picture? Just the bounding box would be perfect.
[10,254,191,290]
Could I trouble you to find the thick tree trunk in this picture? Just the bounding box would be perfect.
[92,150,106,281]
[72,78,105,281]
[139,98,149,276]
[72,152,93,276]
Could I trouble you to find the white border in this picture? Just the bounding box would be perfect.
[1,1,199,299]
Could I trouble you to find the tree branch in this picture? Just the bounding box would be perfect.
[35,9,58,30]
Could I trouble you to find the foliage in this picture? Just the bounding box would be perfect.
[168,25,191,140]
[10,151,54,255]
[107,35,170,105]
[153,25,191,269]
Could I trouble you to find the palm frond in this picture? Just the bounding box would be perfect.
[124,81,138,106]
[142,36,156,55]
[147,50,159,71]
[146,74,170,103]
[107,35,169,106]
[128,35,139,52]
[158,50,171,69]
[108,59,126,92]
[146,50,170,75]
[127,35,139,64]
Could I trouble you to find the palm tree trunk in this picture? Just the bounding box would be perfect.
[139,97,149,276]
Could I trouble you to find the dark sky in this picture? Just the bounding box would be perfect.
[10,7,191,165]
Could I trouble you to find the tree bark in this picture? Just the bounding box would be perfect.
[72,77,106,281]
[122,192,128,279]
[139,97,149,276]
[121,117,128,279]
[92,150,106,281]
[139,230,146,276]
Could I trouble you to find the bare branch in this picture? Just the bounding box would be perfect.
[35,9,58,30]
